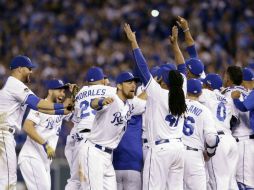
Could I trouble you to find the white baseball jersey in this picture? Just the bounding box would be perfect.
[0,76,34,130]
[86,94,146,149]
[222,86,252,136]
[199,89,236,134]
[183,99,217,150]
[144,76,187,142]
[18,109,70,168]
[72,85,116,133]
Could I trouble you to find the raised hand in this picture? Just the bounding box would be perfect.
[176,16,189,31]
[124,23,137,43]
[169,26,178,44]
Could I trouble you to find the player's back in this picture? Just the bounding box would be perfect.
[72,84,116,132]
[0,76,33,129]
[199,89,234,134]
[223,86,252,136]
[184,99,216,150]
[145,78,185,141]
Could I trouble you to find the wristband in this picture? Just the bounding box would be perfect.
[98,98,105,108]
[183,28,190,33]
[54,103,64,110]
[55,109,65,115]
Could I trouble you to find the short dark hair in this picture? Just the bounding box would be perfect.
[227,66,243,85]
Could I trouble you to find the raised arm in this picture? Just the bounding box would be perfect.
[177,16,198,58]
[124,23,152,85]
[169,26,186,75]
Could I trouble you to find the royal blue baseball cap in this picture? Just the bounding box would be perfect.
[160,63,177,71]
[186,58,204,76]
[116,72,139,84]
[243,67,254,81]
[46,79,68,89]
[85,67,104,82]
[203,73,223,90]
[187,79,202,94]
[10,55,36,70]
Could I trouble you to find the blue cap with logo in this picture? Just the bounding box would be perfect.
[203,73,223,90]
[243,67,254,81]
[187,79,202,94]
[116,72,139,84]
[85,67,104,82]
[46,79,68,89]
[186,58,204,76]
[10,55,36,70]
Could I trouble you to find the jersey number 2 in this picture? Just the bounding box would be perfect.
[80,100,96,119]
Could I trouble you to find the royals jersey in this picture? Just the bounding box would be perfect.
[199,89,236,134]
[144,76,187,142]
[222,86,252,136]
[0,76,34,130]
[18,109,71,168]
[183,99,217,150]
[72,85,116,133]
[86,94,146,149]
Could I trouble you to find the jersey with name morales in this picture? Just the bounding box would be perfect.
[18,109,71,169]
[183,99,217,150]
[86,94,146,149]
[72,85,116,133]
[0,76,34,130]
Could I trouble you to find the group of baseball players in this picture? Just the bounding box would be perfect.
[0,16,254,190]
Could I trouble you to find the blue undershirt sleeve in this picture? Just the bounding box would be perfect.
[186,45,198,58]
[233,99,248,112]
[25,94,40,110]
[133,48,151,86]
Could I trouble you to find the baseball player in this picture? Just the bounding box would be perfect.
[125,24,187,189]
[113,114,143,190]
[184,79,218,190]
[200,73,239,190]
[78,71,146,190]
[222,66,254,189]
[0,56,72,189]
[231,69,254,189]
[65,66,116,190]
[18,79,72,190]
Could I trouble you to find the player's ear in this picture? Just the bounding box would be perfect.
[117,84,123,91]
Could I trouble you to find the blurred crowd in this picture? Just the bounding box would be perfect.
[1,0,254,157]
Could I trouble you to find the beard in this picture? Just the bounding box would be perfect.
[123,91,135,99]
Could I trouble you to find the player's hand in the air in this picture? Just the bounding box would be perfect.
[169,26,178,45]
[231,90,241,99]
[124,23,136,42]
[176,16,189,31]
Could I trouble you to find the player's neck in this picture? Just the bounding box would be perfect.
[187,95,198,101]
[117,91,127,103]
[11,73,24,82]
